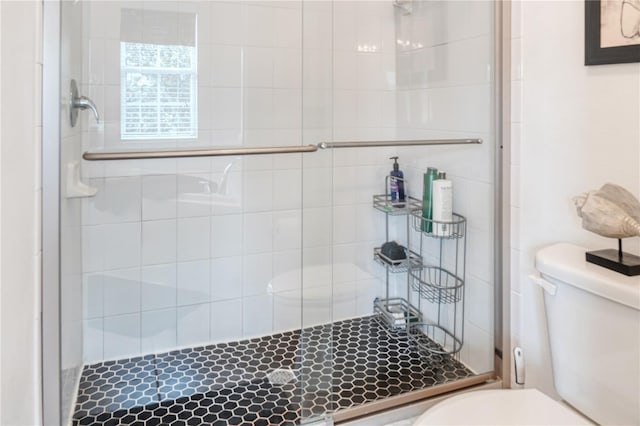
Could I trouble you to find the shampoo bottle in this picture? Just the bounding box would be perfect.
[432,172,453,237]
[421,167,439,232]
[389,156,406,205]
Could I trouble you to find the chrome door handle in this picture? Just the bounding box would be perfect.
[70,79,101,127]
[73,96,100,122]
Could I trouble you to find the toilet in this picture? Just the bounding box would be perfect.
[413,389,590,425]
[414,243,640,425]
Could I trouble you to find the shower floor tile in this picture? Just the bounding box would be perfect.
[72,316,474,426]
[155,331,300,401]
[73,355,159,420]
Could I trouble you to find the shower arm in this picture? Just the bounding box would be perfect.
[82,138,482,161]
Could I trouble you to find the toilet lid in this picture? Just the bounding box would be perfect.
[413,389,593,425]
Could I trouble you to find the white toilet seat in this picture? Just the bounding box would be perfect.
[413,389,593,425]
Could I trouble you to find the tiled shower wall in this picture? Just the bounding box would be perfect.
[78,1,398,363]
[76,0,496,371]
[392,0,495,373]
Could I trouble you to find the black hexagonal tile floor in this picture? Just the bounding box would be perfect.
[72,315,473,425]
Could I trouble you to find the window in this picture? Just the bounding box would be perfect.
[121,42,197,140]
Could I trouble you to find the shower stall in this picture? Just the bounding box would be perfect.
[43,1,505,424]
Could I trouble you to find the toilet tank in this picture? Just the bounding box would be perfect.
[534,243,640,426]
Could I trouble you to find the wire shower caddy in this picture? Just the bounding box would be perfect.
[408,210,466,355]
[371,173,467,356]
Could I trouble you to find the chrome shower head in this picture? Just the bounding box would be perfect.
[393,0,413,15]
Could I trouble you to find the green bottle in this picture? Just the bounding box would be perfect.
[422,167,439,232]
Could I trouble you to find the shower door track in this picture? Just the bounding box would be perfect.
[332,372,496,423]
[81,138,483,161]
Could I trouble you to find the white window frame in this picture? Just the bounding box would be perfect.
[120,42,198,140]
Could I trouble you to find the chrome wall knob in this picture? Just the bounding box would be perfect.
[70,79,101,127]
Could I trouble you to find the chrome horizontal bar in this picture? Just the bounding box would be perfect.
[82,139,481,161]
[82,144,319,161]
[318,138,482,149]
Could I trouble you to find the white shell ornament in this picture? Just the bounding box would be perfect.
[573,183,640,239]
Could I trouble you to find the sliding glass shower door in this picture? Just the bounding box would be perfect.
[53,1,499,425]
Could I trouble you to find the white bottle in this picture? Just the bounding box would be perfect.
[432,172,453,237]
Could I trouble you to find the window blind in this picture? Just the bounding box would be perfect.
[120,9,197,140]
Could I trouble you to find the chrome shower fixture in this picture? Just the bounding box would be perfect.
[70,79,101,127]
[393,0,413,15]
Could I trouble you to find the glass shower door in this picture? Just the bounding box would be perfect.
[58,1,87,424]
[54,1,499,425]
[58,1,317,425]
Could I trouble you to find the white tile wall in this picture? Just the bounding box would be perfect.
[243,253,273,297]
[78,0,495,370]
[273,210,302,251]
[394,0,495,373]
[142,220,176,266]
[141,264,177,311]
[104,223,141,269]
[210,299,243,343]
[141,308,177,353]
[177,303,210,347]
[242,294,274,336]
[210,256,242,301]
[103,314,141,359]
[211,214,243,258]
[177,260,211,305]
[177,217,210,261]
[177,174,212,218]
[142,175,178,220]
[103,268,140,316]
[273,289,303,331]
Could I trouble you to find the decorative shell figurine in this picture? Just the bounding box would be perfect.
[573,183,640,239]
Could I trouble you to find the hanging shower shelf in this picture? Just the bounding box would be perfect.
[409,265,464,304]
[408,322,463,356]
[373,247,422,273]
[371,172,466,356]
[410,210,466,239]
[408,205,467,355]
[372,194,422,216]
[373,297,422,334]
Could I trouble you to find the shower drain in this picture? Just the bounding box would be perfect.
[267,368,297,385]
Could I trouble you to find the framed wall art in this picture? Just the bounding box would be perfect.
[585,0,640,65]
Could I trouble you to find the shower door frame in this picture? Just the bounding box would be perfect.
[42,0,62,424]
[40,1,512,424]
[496,0,512,387]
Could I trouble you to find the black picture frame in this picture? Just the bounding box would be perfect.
[585,0,640,65]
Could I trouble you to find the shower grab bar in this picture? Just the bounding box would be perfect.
[82,144,319,161]
[82,138,482,161]
[318,138,482,149]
